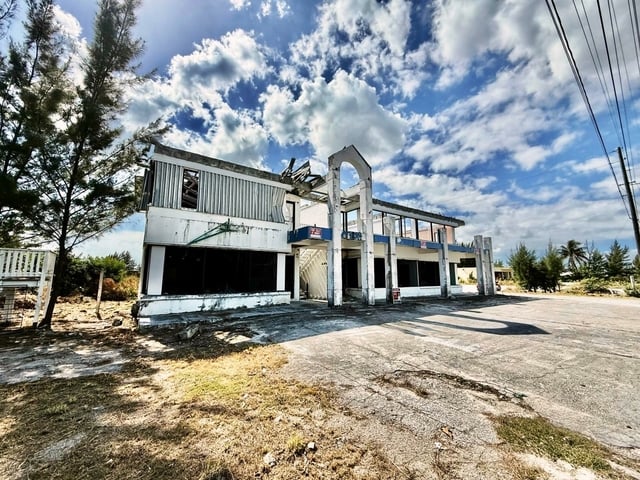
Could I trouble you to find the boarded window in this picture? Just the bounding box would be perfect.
[181,169,199,209]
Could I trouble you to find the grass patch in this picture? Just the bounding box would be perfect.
[0,338,407,480]
[493,415,614,474]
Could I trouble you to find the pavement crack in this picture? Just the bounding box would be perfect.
[379,369,532,410]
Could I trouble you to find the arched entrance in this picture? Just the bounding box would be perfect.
[326,145,375,307]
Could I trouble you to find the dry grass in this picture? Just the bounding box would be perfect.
[0,328,407,480]
[492,415,633,479]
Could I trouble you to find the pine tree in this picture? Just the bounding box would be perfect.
[0,0,66,246]
[606,240,630,279]
[542,242,563,291]
[0,0,158,328]
[508,243,537,290]
[586,248,607,279]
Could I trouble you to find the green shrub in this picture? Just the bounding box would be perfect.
[582,277,609,294]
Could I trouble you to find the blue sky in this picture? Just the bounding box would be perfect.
[45,0,640,263]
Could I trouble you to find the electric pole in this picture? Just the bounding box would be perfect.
[618,147,640,256]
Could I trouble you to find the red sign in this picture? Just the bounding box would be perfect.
[309,227,322,239]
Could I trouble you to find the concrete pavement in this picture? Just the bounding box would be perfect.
[214,293,640,473]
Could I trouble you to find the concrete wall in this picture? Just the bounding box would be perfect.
[137,291,290,323]
[144,206,291,253]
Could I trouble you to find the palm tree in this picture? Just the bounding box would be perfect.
[560,240,588,272]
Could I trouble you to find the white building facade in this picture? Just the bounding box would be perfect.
[136,143,493,325]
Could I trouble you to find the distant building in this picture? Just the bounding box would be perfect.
[136,143,494,325]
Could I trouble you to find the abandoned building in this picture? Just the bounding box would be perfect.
[136,143,495,325]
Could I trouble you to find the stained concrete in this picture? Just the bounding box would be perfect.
[215,294,640,459]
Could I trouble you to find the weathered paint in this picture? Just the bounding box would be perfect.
[327,145,375,307]
[144,207,290,253]
[137,291,291,323]
[345,285,465,300]
[152,158,287,222]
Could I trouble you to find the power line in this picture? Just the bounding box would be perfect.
[546,0,630,218]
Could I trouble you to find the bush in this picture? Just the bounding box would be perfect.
[101,275,139,300]
[582,277,609,294]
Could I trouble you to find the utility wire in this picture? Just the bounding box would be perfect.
[606,0,633,169]
[546,0,630,217]
[574,0,623,149]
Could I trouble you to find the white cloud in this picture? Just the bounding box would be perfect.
[168,30,268,96]
[261,70,407,165]
[287,0,424,98]
[229,0,251,11]
[258,0,290,19]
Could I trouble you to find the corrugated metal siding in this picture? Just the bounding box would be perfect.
[152,160,286,222]
[153,161,182,209]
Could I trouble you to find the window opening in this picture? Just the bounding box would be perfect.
[182,169,199,209]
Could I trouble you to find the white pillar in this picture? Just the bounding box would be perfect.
[327,161,342,307]
[147,246,166,295]
[277,253,286,291]
[474,235,485,295]
[384,216,398,303]
[483,237,496,295]
[438,228,451,298]
[359,178,375,305]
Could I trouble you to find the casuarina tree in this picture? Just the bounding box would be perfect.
[1,0,160,328]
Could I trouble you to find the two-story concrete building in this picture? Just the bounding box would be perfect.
[136,143,494,325]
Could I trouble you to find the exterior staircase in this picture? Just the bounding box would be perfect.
[298,248,327,300]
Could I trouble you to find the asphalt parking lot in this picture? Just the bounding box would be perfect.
[225,293,640,460]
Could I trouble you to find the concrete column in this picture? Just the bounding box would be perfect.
[483,237,496,295]
[147,246,166,295]
[276,253,286,291]
[359,178,375,305]
[474,235,485,295]
[438,228,451,298]
[293,248,300,301]
[384,216,398,303]
[327,162,342,307]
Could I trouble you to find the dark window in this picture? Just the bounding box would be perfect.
[418,261,439,286]
[182,169,199,209]
[449,264,457,286]
[162,246,277,294]
[398,259,418,287]
[459,257,476,268]
[343,258,359,288]
[374,257,385,288]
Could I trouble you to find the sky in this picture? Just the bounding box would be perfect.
[40,0,640,263]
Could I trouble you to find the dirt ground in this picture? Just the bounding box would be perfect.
[0,296,638,479]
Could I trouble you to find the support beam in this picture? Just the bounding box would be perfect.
[483,237,496,296]
[327,162,342,307]
[384,216,398,303]
[474,235,486,295]
[438,228,451,298]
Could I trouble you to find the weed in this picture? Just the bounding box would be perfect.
[493,415,613,473]
[286,433,306,455]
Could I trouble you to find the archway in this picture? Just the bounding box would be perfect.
[326,145,375,306]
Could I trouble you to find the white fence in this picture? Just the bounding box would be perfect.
[0,248,56,327]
